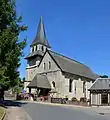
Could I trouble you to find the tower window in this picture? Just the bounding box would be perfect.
[44,63,46,70]
[41,46,44,51]
[69,79,73,92]
[49,61,51,69]
[32,47,34,52]
[52,81,55,88]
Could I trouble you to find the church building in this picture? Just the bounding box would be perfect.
[24,16,98,100]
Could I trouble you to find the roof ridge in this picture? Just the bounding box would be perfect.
[98,78,110,80]
[49,50,87,67]
[47,50,98,80]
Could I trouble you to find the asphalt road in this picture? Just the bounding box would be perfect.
[22,102,109,120]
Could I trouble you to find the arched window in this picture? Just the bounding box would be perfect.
[52,81,55,88]
[49,61,51,69]
[69,79,72,92]
[75,82,76,94]
[41,46,44,51]
[83,81,86,93]
[44,63,46,70]
[36,45,37,51]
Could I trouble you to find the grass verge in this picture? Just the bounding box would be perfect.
[0,107,5,120]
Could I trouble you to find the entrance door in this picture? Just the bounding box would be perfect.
[101,93,108,105]
[38,88,50,97]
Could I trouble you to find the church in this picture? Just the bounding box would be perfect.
[24,16,98,101]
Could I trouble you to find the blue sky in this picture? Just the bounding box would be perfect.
[16,0,110,79]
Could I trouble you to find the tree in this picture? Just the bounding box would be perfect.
[100,75,108,78]
[13,78,24,94]
[22,77,25,81]
[0,0,27,90]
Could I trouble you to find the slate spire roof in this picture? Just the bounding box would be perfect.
[30,16,51,48]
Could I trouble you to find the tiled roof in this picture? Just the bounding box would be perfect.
[48,50,98,80]
[27,74,51,89]
[89,78,110,90]
[25,50,44,59]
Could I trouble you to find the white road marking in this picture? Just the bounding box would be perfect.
[24,111,32,120]
[16,116,20,120]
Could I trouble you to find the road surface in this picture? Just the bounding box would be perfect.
[22,102,110,120]
[3,99,110,120]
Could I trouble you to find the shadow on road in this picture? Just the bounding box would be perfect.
[0,100,28,108]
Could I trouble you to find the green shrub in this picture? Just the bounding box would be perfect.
[71,97,77,102]
[80,97,87,102]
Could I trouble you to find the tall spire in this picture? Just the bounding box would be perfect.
[31,16,51,48]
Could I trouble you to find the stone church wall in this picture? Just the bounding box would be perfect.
[37,52,93,100]
[24,66,39,93]
[86,81,92,99]
[24,81,30,93]
[57,74,84,101]
[24,51,93,101]
[38,52,60,73]
[26,67,37,81]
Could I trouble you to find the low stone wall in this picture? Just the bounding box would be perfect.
[68,101,88,106]
[51,98,67,104]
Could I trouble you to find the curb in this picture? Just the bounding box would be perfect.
[36,102,89,108]
[21,100,90,109]
[0,109,6,120]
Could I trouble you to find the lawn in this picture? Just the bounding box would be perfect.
[0,107,5,119]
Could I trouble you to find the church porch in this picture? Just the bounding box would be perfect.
[27,74,51,101]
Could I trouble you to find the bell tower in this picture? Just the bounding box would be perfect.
[30,16,51,54]
[26,16,51,66]
[24,16,51,92]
